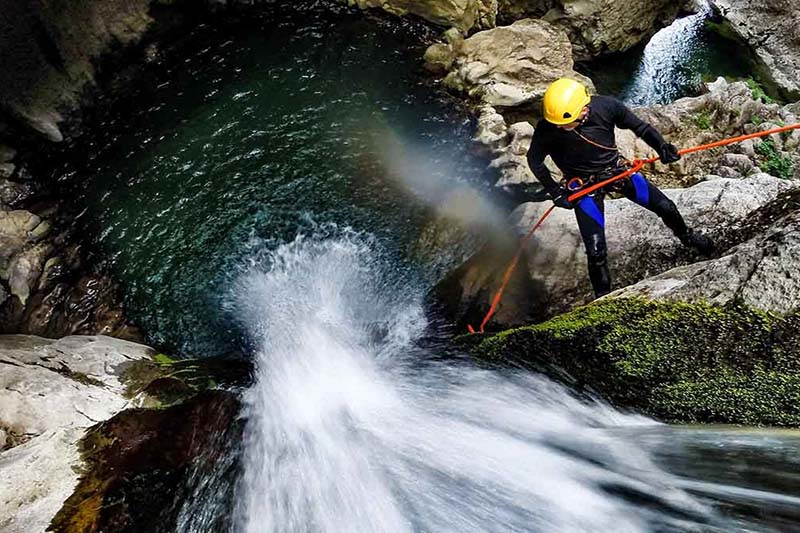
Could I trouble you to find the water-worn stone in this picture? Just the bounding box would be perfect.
[7,243,51,306]
[0,145,16,163]
[342,0,497,32]
[613,188,800,314]
[471,298,800,425]
[0,163,14,179]
[0,335,153,533]
[542,0,682,60]
[0,210,42,269]
[496,0,681,59]
[709,0,800,99]
[0,0,154,136]
[432,18,593,107]
[434,174,797,328]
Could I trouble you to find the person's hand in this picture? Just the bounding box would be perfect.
[551,190,574,210]
[659,143,681,164]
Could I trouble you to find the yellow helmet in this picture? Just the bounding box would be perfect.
[543,78,591,125]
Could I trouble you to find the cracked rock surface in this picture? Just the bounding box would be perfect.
[0,335,152,533]
[434,174,798,327]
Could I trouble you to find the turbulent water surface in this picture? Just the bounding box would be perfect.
[52,2,800,532]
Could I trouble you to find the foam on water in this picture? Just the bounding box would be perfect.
[231,231,719,532]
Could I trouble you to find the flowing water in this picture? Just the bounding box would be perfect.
[578,2,755,105]
[51,2,800,531]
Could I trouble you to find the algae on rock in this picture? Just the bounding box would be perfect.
[472,298,800,426]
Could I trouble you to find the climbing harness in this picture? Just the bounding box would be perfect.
[566,177,584,191]
[467,122,800,334]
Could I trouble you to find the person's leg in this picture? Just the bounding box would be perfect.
[574,193,611,297]
[621,172,714,254]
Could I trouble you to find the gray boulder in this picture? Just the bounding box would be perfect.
[342,0,497,32]
[613,188,800,314]
[429,19,593,107]
[434,174,797,328]
[0,335,153,533]
[709,0,800,100]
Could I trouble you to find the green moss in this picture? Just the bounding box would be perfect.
[755,139,795,179]
[693,111,711,130]
[153,352,176,365]
[472,298,800,426]
[746,77,774,104]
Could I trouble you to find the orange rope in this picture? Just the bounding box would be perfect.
[467,122,800,334]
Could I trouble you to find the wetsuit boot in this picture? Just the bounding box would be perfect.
[677,228,715,256]
[587,256,612,298]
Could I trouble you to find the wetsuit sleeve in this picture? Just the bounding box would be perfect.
[611,98,667,152]
[527,130,560,194]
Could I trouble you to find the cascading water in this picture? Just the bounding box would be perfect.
[579,1,754,105]
[230,231,733,532]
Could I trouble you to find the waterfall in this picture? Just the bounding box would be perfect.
[231,230,719,532]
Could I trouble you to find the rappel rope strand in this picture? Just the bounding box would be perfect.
[467,122,800,334]
[572,129,618,151]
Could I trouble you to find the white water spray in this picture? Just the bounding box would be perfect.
[232,232,717,532]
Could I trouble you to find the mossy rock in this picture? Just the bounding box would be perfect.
[472,298,800,426]
[119,354,251,406]
[50,391,242,533]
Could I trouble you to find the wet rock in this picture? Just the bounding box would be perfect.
[343,0,497,32]
[0,146,16,163]
[0,335,153,533]
[430,18,593,107]
[471,298,800,425]
[0,0,154,133]
[0,163,14,179]
[8,107,64,143]
[0,210,42,269]
[7,243,51,307]
[709,0,800,99]
[433,174,796,328]
[541,0,683,60]
[50,390,242,533]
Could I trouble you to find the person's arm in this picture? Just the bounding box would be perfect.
[527,131,560,194]
[611,98,680,162]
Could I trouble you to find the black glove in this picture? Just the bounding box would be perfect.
[551,190,574,210]
[659,143,681,164]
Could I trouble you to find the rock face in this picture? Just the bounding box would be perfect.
[434,174,797,329]
[471,298,800,426]
[427,19,594,107]
[0,335,153,533]
[616,78,800,187]
[342,0,497,32]
[0,204,135,340]
[613,187,800,314]
[709,0,800,100]
[542,0,683,60]
[0,0,154,140]
[496,0,682,59]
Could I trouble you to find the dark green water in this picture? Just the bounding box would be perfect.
[54,4,488,356]
[578,7,755,105]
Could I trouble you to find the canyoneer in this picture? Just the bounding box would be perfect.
[509,78,714,298]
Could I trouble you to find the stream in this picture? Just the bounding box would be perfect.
[51,2,800,531]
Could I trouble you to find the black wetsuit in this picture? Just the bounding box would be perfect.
[526,95,689,297]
